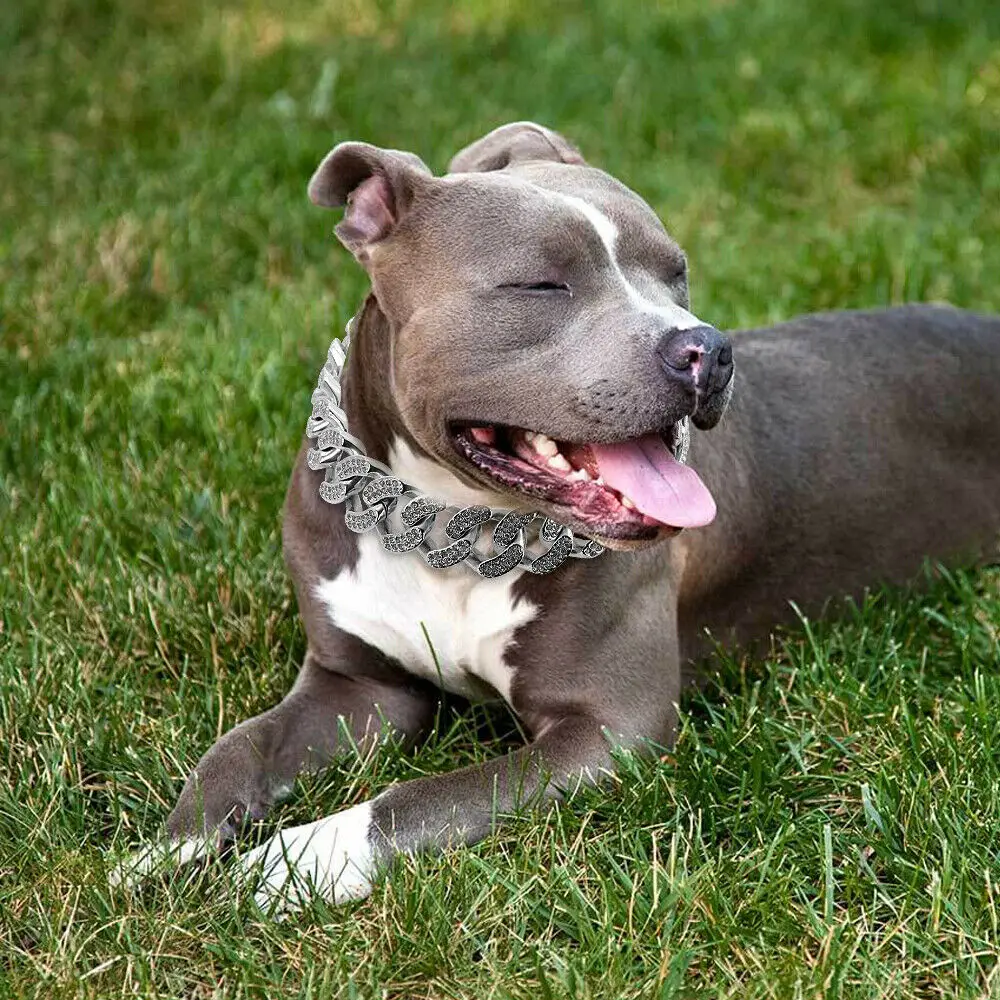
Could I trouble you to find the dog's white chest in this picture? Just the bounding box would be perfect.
[315,532,538,703]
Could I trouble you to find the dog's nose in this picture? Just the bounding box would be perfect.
[656,324,735,429]
[657,325,732,378]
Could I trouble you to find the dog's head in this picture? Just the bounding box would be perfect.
[309,122,735,550]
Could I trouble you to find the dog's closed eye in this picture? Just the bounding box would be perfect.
[664,256,688,283]
[498,281,572,295]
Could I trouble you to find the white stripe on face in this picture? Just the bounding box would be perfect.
[554,192,705,333]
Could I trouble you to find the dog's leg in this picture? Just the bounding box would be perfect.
[167,654,437,841]
[113,653,436,885]
[239,711,632,913]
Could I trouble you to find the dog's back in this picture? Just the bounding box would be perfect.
[679,304,1000,658]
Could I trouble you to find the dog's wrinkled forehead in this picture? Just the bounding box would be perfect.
[448,123,681,263]
[449,163,679,262]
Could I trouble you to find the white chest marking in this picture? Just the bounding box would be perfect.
[315,438,538,703]
[551,190,705,333]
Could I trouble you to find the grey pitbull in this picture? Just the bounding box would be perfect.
[134,122,1000,910]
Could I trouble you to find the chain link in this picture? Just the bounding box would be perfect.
[305,318,605,578]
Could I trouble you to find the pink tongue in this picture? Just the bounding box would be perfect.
[591,434,716,528]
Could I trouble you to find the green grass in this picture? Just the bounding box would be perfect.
[3,0,1000,996]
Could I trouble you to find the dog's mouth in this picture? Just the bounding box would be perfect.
[450,422,716,540]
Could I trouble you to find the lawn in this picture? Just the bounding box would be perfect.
[3,0,1000,996]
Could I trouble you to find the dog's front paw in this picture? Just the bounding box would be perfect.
[239,802,379,916]
[108,835,213,892]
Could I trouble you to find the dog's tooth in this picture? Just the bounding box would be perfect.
[621,496,637,509]
[533,434,558,458]
[547,454,572,472]
[568,468,591,482]
[595,475,606,486]
[524,431,537,443]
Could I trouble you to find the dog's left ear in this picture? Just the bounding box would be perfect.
[448,121,586,174]
[308,141,433,260]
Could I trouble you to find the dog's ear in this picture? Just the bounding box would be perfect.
[308,142,433,259]
[448,121,586,174]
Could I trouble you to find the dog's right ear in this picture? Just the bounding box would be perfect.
[308,142,432,261]
[448,121,587,174]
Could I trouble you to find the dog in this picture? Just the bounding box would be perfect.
[127,122,1000,912]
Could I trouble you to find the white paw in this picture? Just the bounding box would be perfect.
[239,802,377,915]
[108,836,210,891]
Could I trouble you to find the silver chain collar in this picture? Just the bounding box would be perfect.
[304,316,605,579]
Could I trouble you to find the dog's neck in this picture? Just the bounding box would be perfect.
[338,295,407,468]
